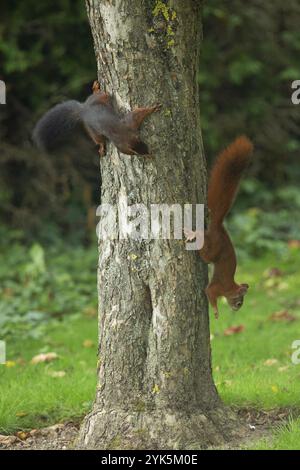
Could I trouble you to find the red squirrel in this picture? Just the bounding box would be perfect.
[187,136,253,318]
[33,81,161,156]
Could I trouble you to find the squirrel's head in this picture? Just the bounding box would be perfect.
[227,283,249,311]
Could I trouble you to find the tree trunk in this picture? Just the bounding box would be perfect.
[78,0,241,450]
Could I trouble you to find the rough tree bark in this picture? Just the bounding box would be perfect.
[78,0,241,450]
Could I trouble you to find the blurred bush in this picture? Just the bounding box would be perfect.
[201,0,300,186]
[230,180,300,257]
[0,228,97,337]
[0,0,98,242]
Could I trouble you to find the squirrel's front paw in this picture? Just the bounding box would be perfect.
[184,228,196,242]
[92,80,101,94]
[98,142,106,158]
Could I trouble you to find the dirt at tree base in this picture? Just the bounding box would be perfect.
[0,422,80,451]
[0,408,294,450]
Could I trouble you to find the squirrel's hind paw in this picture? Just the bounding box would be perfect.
[151,103,162,113]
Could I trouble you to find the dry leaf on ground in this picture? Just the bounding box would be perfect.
[264,267,283,278]
[264,359,279,366]
[269,310,297,322]
[223,325,245,336]
[47,370,66,378]
[31,352,58,364]
[0,435,18,446]
[82,339,94,348]
[288,240,300,249]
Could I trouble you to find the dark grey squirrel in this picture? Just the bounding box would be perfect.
[33,80,161,156]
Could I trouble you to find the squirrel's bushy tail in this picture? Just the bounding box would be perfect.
[208,136,253,226]
[32,101,83,152]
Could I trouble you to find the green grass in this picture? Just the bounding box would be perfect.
[0,315,97,434]
[211,248,300,410]
[1,242,300,449]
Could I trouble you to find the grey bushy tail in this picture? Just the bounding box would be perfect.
[32,100,83,152]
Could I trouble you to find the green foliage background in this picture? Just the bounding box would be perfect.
[0,0,97,241]
[201,0,300,186]
[0,0,299,246]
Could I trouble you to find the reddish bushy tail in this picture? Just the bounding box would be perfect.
[208,136,253,226]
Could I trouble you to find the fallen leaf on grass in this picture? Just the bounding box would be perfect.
[264,359,278,366]
[264,278,278,288]
[83,339,94,348]
[16,411,28,418]
[223,325,245,336]
[224,380,232,386]
[83,307,97,318]
[47,370,66,378]
[269,310,297,322]
[288,240,300,249]
[31,352,58,364]
[278,366,290,372]
[277,282,289,291]
[263,267,283,279]
[5,361,16,368]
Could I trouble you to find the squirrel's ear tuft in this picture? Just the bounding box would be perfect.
[130,139,149,155]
